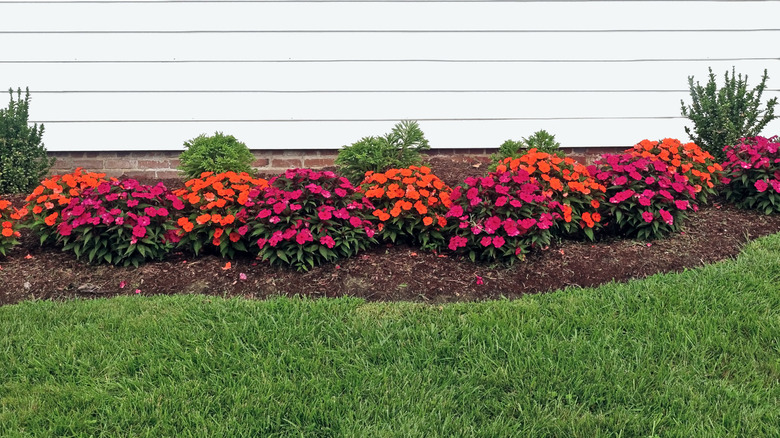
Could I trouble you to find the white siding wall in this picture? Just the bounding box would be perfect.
[2,0,779,151]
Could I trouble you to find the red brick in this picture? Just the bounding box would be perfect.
[155,170,181,180]
[303,158,335,168]
[252,158,270,167]
[69,159,106,171]
[271,158,303,169]
[104,159,136,169]
[138,159,169,169]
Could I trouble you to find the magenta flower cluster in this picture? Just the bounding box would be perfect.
[247,168,377,270]
[442,170,561,262]
[721,136,780,214]
[56,179,183,266]
[588,153,700,239]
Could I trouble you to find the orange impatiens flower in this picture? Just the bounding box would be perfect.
[44,212,58,226]
[359,165,452,245]
[196,214,211,225]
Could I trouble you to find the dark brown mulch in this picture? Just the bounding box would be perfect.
[2,157,780,307]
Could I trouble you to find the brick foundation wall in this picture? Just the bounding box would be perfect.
[48,147,627,178]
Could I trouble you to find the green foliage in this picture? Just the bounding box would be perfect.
[178,132,256,180]
[721,136,780,214]
[0,88,54,194]
[681,67,778,161]
[489,130,562,170]
[335,120,430,183]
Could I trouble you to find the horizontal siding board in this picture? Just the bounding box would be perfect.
[9,62,779,94]
[3,33,778,60]
[23,91,745,120]
[38,119,698,151]
[0,0,778,151]
[3,1,780,31]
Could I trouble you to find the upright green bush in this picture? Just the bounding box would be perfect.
[681,67,778,161]
[178,132,256,180]
[0,88,54,194]
[488,130,562,170]
[335,120,430,183]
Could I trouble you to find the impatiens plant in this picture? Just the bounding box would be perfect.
[247,168,377,271]
[360,165,451,249]
[55,179,183,266]
[720,136,780,214]
[589,153,700,240]
[19,168,114,245]
[173,171,268,258]
[0,198,21,255]
[627,138,724,204]
[496,149,606,240]
[440,169,562,263]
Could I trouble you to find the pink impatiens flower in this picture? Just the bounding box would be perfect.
[659,209,673,225]
[320,235,335,248]
[755,179,769,192]
[492,236,505,248]
[642,211,654,223]
[480,236,492,247]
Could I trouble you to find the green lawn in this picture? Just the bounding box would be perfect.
[1,235,779,437]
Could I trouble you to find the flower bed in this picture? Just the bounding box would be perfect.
[2,138,778,271]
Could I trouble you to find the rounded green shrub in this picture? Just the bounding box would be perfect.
[178,132,256,180]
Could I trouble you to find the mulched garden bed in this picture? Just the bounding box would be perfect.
[2,155,780,306]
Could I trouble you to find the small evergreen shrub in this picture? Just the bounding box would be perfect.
[721,136,780,214]
[335,120,430,183]
[489,130,563,170]
[681,67,778,161]
[0,88,55,194]
[359,165,451,249]
[178,132,256,180]
[247,168,377,271]
[173,171,268,258]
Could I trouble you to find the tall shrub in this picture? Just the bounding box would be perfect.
[0,88,54,194]
[681,67,777,161]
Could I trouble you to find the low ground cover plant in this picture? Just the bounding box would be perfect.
[721,135,780,214]
[335,120,430,183]
[626,138,724,204]
[247,168,377,270]
[496,149,606,240]
[589,153,700,240]
[20,168,115,245]
[173,171,268,258]
[55,179,183,266]
[359,165,451,249]
[0,198,21,255]
[178,132,256,180]
[441,167,561,263]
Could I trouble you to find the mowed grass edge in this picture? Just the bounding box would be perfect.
[1,234,779,437]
